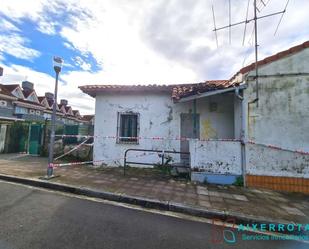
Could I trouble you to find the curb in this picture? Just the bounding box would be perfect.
[0,173,305,236]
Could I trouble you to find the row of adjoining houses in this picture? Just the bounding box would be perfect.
[80,41,309,194]
[0,73,94,155]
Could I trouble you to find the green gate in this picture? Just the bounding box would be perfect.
[29,124,42,155]
[7,122,28,153]
[64,125,79,144]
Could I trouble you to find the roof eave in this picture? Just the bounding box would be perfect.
[176,84,247,103]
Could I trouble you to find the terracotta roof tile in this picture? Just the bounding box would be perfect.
[81,115,94,121]
[0,84,16,97]
[171,80,232,100]
[38,96,46,102]
[1,84,19,92]
[79,81,233,101]
[79,84,174,97]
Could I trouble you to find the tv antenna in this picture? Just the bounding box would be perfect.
[212,0,290,106]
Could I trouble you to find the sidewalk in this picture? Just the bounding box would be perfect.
[0,154,308,226]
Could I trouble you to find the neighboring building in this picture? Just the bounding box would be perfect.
[81,115,95,125]
[0,84,22,153]
[0,73,92,154]
[80,41,309,193]
[0,84,19,120]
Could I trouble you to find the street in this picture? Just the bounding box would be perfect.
[0,181,306,249]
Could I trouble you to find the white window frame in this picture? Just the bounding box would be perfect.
[15,106,28,114]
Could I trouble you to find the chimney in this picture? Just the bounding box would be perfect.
[45,92,54,100]
[0,67,3,76]
[22,81,34,91]
[60,99,68,106]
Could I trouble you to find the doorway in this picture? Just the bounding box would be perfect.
[180,113,200,165]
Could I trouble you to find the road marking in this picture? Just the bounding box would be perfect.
[0,179,308,244]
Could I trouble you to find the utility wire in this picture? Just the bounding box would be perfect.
[274,0,290,35]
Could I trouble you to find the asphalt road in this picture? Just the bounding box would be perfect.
[0,181,307,249]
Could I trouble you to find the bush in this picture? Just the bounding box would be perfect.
[234,176,244,186]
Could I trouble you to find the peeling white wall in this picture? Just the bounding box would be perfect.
[93,92,235,166]
[244,48,309,177]
[189,140,241,175]
[246,143,309,178]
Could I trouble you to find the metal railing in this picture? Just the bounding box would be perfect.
[123,148,190,176]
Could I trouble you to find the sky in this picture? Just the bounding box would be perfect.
[0,0,308,114]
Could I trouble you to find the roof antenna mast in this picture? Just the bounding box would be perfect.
[212,0,288,107]
[212,4,219,48]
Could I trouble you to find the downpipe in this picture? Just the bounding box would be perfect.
[235,87,247,187]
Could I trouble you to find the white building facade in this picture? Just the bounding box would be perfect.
[80,41,309,193]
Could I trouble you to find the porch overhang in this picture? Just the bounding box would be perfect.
[176,84,247,103]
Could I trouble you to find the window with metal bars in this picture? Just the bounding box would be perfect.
[117,112,139,144]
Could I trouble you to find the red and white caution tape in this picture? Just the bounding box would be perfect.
[248,140,309,155]
[54,138,91,161]
[54,134,240,142]
[50,151,160,168]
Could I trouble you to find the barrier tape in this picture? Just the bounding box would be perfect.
[49,136,308,168]
[54,134,309,154]
[51,151,160,168]
[54,134,240,142]
[248,140,309,155]
[54,138,91,161]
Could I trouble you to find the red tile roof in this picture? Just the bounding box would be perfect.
[1,84,20,92]
[81,115,94,121]
[38,96,46,102]
[79,84,174,97]
[0,84,16,98]
[231,40,309,81]
[79,81,234,100]
[171,80,232,100]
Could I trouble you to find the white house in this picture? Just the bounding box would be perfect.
[80,41,309,193]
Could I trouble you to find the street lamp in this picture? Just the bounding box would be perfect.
[47,56,63,178]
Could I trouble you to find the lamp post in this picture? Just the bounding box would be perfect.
[47,56,63,178]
